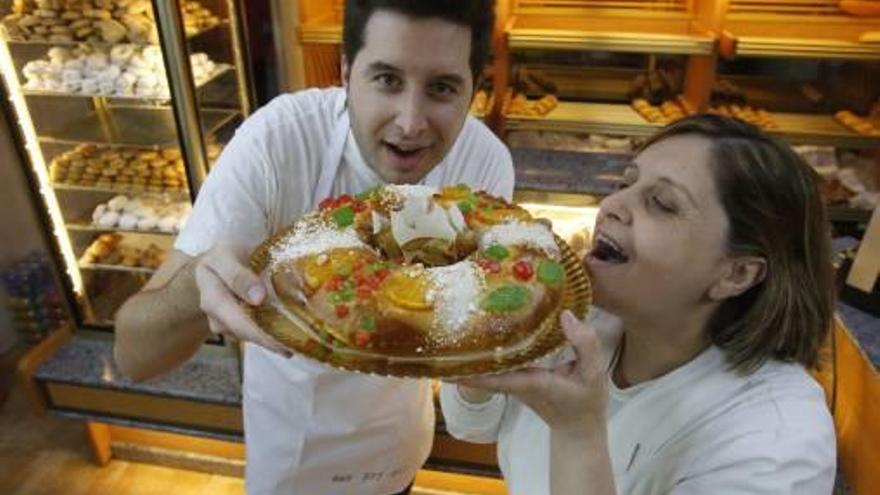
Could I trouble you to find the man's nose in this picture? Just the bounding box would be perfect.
[394,90,428,138]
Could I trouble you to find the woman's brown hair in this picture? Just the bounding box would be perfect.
[640,114,835,372]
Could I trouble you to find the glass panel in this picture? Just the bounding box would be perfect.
[0,0,248,333]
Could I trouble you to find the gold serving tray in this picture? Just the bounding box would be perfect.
[250,228,591,378]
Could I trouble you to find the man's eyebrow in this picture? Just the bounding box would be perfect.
[432,74,466,86]
[364,61,401,74]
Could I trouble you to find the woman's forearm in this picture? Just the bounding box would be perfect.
[550,420,616,495]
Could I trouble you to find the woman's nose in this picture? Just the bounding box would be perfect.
[598,190,633,225]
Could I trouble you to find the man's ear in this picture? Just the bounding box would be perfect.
[708,256,767,301]
[340,54,350,89]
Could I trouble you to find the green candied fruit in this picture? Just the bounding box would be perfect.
[457,192,479,214]
[484,244,510,261]
[480,285,532,312]
[360,315,376,332]
[355,185,381,200]
[332,205,355,228]
[329,286,355,304]
[537,260,565,286]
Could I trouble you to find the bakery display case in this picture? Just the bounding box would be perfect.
[0,0,254,332]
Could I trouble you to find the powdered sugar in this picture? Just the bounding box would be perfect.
[269,216,369,268]
[479,221,560,258]
[426,261,485,340]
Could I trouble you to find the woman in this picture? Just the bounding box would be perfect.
[440,115,837,495]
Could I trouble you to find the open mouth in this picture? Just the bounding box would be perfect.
[590,232,629,264]
[383,141,428,159]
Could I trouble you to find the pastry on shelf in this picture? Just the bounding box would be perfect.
[90,193,191,233]
[708,104,779,131]
[50,144,187,193]
[631,98,670,124]
[1,0,220,43]
[21,43,222,98]
[506,91,558,117]
[80,232,166,270]
[834,110,880,137]
[469,88,493,117]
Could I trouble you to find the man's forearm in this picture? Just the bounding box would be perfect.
[114,255,211,381]
[550,421,616,495]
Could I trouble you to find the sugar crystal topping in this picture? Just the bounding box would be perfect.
[269,216,369,269]
[426,261,485,342]
[479,221,560,258]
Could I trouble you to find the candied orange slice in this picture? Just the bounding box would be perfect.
[381,271,433,311]
[303,249,369,291]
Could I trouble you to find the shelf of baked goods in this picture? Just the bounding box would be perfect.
[50,144,188,194]
[507,15,715,55]
[67,192,191,236]
[722,5,880,60]
[77,232,168,275]
[36,105,238,148]
[769,111,880,148]
[19,45,231,100]
[1,0,224,46]
[505,99,663,136]
[506,96,880,147]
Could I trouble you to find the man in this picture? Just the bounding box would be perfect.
[114,1,513,494]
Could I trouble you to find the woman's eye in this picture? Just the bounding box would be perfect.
[651,194,677,213]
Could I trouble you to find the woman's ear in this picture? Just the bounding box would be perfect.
[708,256,767,301]
[340,54,350,89]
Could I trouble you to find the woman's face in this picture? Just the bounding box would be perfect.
[586,134,732,320]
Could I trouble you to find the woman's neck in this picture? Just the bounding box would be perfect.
[613,308,713,388]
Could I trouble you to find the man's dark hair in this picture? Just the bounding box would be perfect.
[343,0,494,84]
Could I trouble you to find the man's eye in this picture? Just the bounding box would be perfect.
[375,74,401,89]
[429,82,456,97]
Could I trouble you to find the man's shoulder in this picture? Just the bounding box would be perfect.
[458,116,507,150]
[241,87,345,137]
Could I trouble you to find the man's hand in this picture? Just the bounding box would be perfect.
[193,245,290,356]
[457,310,608,434]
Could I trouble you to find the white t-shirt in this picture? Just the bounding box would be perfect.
[175,87,514,495]
[439,310,836,495]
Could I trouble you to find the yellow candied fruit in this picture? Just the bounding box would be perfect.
[437,184,472,202]
[380,271,433,311]
[474,206,532,225]
[303,249,368,290]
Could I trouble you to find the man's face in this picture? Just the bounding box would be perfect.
[342,10,474,184]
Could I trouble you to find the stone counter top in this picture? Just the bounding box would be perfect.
[35,336,241,406]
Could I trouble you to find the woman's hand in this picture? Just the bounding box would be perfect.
[458,310,609,433]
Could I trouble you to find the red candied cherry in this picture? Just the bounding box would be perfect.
[513,260,534,281]
[354,330,371,347]
[319,197,336,210]
[356,287,372,301]
[352,200,368,213]
[326,275,345,291]
[335,304,350,318]
[335,194,354,206]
